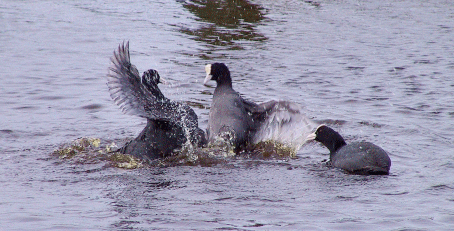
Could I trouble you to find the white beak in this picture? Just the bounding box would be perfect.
[203,74,212,85]
[203,64,212,86]
[306,132,316,141]
[306,124,325,141]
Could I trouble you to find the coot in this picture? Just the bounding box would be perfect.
[107,42,206,162]
[307,124,391,175]
[204,63,317,152]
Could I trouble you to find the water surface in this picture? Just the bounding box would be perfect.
[1,0,454,230]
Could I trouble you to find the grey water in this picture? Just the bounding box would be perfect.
[1,0,454,230]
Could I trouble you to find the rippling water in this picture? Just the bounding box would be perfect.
[2,0,454,230]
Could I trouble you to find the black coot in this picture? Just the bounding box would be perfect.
[307,125,391,175]
[203,63,255,151]
[204,63,317,152]
[107,44,316,160]
[107,42,206,162]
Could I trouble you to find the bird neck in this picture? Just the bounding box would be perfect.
[324,131,347,154]
[215,72,233,88]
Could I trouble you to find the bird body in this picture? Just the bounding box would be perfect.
[107,42,206,161]
[333,141,391,175]
[208,83,255,151]
[106,43,316,160]
[308,125,391,175]
[204,63,316,152]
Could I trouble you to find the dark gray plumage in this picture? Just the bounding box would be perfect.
[203,63,254,151]
[307,125,391,175]
[204,63,316,152]
[107,42,206,161]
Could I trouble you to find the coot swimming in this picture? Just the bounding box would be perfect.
[307,124,391,175]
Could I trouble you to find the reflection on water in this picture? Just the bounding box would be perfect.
[179,0,267,58]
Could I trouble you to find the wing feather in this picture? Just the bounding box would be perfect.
[252,100,318,150]
[106,42,201,125]
[107,41,158,117]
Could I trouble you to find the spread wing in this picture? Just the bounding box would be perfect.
[251,100,318,150]
[107,41,154,117]
[107,42,187,122]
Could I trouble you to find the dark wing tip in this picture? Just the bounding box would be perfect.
[105,42,193,124]
[107,41,150,117]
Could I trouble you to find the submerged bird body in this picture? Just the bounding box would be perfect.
[107,42,206,161]
[332,142,391,175]
[120,118,205,162]
[308,125,391,175]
